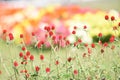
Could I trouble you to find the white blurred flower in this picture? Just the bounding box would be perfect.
[108,9,119,19]
[67,35,76,43]
[66,20,92,43]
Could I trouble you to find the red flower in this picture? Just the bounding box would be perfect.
[35,66,40,72]
[37,41,41,48]
[24,70,28,73]
[98,33,102,37]
[98,40,102,45]
[0,70,2,74]
[109,35,115,42]
[105,15,109,20]
[45,26,50,32]
[25,73,29,78]
[40,54,44,61]
[24,55,27,61]
[26,51,31,57]
[88,48,92,54]
[51,25,55,30]
[103,42,108,47]
[55,60,59,65]
[91,43,95,48]
[84,43,88,47]
[22,46,26,51]
[49,31,53,36]
[8,33,14,40]
[73,69,78,75]
[72,30,76,34]
[30,55,34,61]
[83,53,87,57]
[65,40,70,46]
[3,29,7,34]
[74,42,78,47]
[113,26,117,30]
[111,45,115,50]
[118,22,120,26]
[52,35,56,40]
[74,26,77,29]
[13,61,18,67]
[46,67,50,73]
[111,16,115,21]
[20,34,23,38]
[83,25,87,29]
[40,41,44,45]
[31,32,35,36]
[78,38,82,43]
[67,57,72,62]
[19,52,23,58]
[58,35,62,40]
[45,34,48,38]
[101,49,104,53]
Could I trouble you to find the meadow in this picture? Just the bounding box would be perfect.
[0,15,120,80]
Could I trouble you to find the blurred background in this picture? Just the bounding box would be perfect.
[0,0,120,45]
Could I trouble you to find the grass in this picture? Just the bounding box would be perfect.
[0,39,120,80]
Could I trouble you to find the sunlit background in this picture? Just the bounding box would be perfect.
[0,0,120,45]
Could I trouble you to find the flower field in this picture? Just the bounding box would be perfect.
[0,5,120,80]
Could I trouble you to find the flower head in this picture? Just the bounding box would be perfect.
[40,54,44,61]
[46,67,50,73]
[35,66,40,72]
[30,55,34,61]
[8,33,14,40]
[13,61,18,67]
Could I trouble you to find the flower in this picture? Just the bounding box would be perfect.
[83,25,87,29]
[46,67,50,73]
[35,66,40,72]
[103,42,108,47]
[73,69,78,75]
[20,34,23,38]
[31,32,35,36]
[109,35,115,42]
[55,60,59,65]
[72,30,76,34]
[111,45,115,50]
[40,54,44,61]
[52,35,56,40]
[118,22,120,26]
[30,55,34,61]
[101,49,104,53]
[51,25,55,30]
[111,16,115,21]
[13,61,18,67]
[98,33,102,37]
[83,53,87,57]
[91,43,95,48]
[19,52,23,58]
[0,70,2,74]
[113,26,117,30]
[67,57,72,62]
[22,46,26,51]
[49,31,53,37]
[8,33,14,40]
[24,55,27,61]
[84,43,88,47]
[3,29,7,34]
[26,51,31,57]
[74,26,77,29]
[105,15,109,20]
